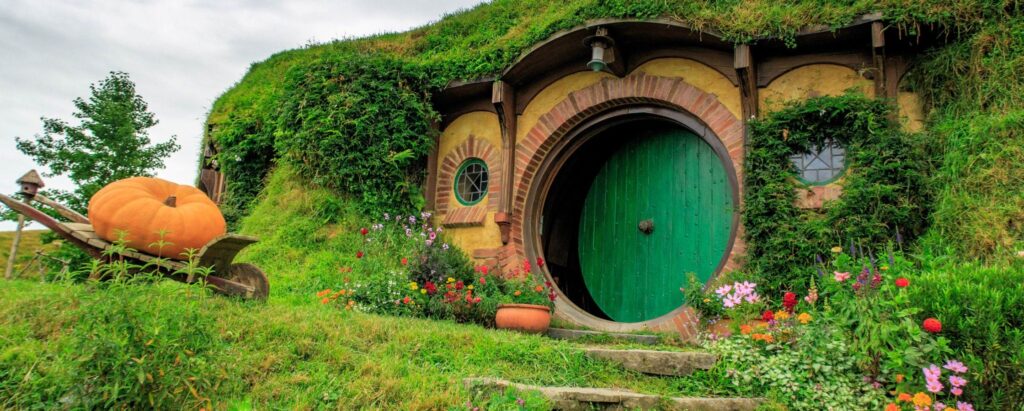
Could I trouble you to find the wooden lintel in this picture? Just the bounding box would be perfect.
[492,80,517,244]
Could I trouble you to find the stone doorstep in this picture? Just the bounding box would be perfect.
[464,377,762,411]
[584,348,717,377]
[546,328,662,345]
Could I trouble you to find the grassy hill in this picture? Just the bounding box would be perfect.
[0,230,60,280]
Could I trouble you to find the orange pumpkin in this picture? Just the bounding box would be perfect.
[88,177,226,259]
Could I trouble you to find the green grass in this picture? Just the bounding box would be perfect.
[0,166,739,409]
[0,230,60,280]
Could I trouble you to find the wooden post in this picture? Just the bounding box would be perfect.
[4,215,25,279]
[492,80,517,244]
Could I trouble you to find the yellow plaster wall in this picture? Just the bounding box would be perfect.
[759,64,874,112]
[897,91,925,132]
[516,71,615,142]
[443,212,502,254]
[436,111,504,252]
[633,58,742,118]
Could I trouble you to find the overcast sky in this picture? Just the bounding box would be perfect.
[0,0,482,230]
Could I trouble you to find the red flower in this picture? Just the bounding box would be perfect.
[479,277,486,285]
[360,227,368,236]
[480,265,489,275]
[536,257,545,267]
[400,257,408,265]
[402,296,411,304]
[895,277,909,288]
[455,281,464,290]
[356,251,364,259]
[474,296,482,303]
[425,282,437,295]
[762,310,775,322]
[923,318,942,333]
[782,292,798,312]
[523,259,532,272]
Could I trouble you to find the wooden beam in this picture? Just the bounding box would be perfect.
[871,21,887,98]
[734,44,758,121]
[492,80,516,244]
[4,215,25,279]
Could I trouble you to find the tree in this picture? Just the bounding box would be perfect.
[15,71,180,213]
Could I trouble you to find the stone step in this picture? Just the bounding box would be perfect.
[584,348,717,376]
[464,377,762,411]
[546,327,663,345]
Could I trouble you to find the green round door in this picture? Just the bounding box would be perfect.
[578,125,733,322]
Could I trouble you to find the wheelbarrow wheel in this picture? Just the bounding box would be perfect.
[228,263,270,300]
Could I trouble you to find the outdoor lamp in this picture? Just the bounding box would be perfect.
[584,27,614,72]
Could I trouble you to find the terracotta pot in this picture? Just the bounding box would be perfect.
[495,303,551,334]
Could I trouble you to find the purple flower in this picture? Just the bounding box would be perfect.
[944,360,968,374]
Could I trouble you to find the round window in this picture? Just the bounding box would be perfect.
[790,139,846,185]
[454,158,488,205]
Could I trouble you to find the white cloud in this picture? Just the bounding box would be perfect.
[0,0,482,230]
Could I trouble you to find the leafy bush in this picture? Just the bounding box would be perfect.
[905,261,1024,409]
[743,93,930,293]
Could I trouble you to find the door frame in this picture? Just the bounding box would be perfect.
[524,104,741,328]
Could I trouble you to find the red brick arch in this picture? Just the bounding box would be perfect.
[504,72,747,339]
[435,135,502,224]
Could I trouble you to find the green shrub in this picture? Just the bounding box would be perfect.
[905,260,1024,409]
[743,93,930,293]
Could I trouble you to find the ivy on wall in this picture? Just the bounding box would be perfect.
[742,93,930,293]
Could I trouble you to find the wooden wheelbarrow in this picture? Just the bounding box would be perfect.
[0,193,269,300]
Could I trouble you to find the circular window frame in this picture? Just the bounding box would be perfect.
[454,158,489,206]
[790,139,848,186]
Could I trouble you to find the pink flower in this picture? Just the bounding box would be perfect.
[834,271,851,282]
[949,375,967,388]
[744,292,760,303]
[956,402,973,411]
[715,285,732,297]
[944,360,968,374]
[927,379,945,393]
[935,403,947,411]
[951,387,963,396]
[924,364,944,393]
[723,294,741,308]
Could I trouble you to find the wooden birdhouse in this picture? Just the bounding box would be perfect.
[16,170,44,199]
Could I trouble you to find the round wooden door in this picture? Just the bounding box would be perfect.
[578,125,733,322]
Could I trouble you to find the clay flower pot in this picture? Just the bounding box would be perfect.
[495,303,551,334]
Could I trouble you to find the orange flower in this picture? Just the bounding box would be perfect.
[316,289,331,298]
[896,392,912,402]
[884,403,899,411]
[895,374,905,383]
[751,333,774,343]
[740,324,753,335]
[534,285,544,292]
[320,298,330,304]
[514,290,522,296]
[912,392,931,407]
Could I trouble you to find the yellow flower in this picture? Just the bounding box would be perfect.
[880,265,890,271]
[797,312,812,324]
[703,298,711,303]
[912,392,932,407]
[775,310,791,320]
[408,282,419,291]
[447,277,455,283]
[420,289,427,294]
[467,285,474,290]
[830,246,842,253]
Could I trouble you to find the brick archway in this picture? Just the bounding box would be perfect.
[436,135,502,226]
[504,72,747,338]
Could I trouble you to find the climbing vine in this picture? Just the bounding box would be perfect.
[742,93,930,293]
